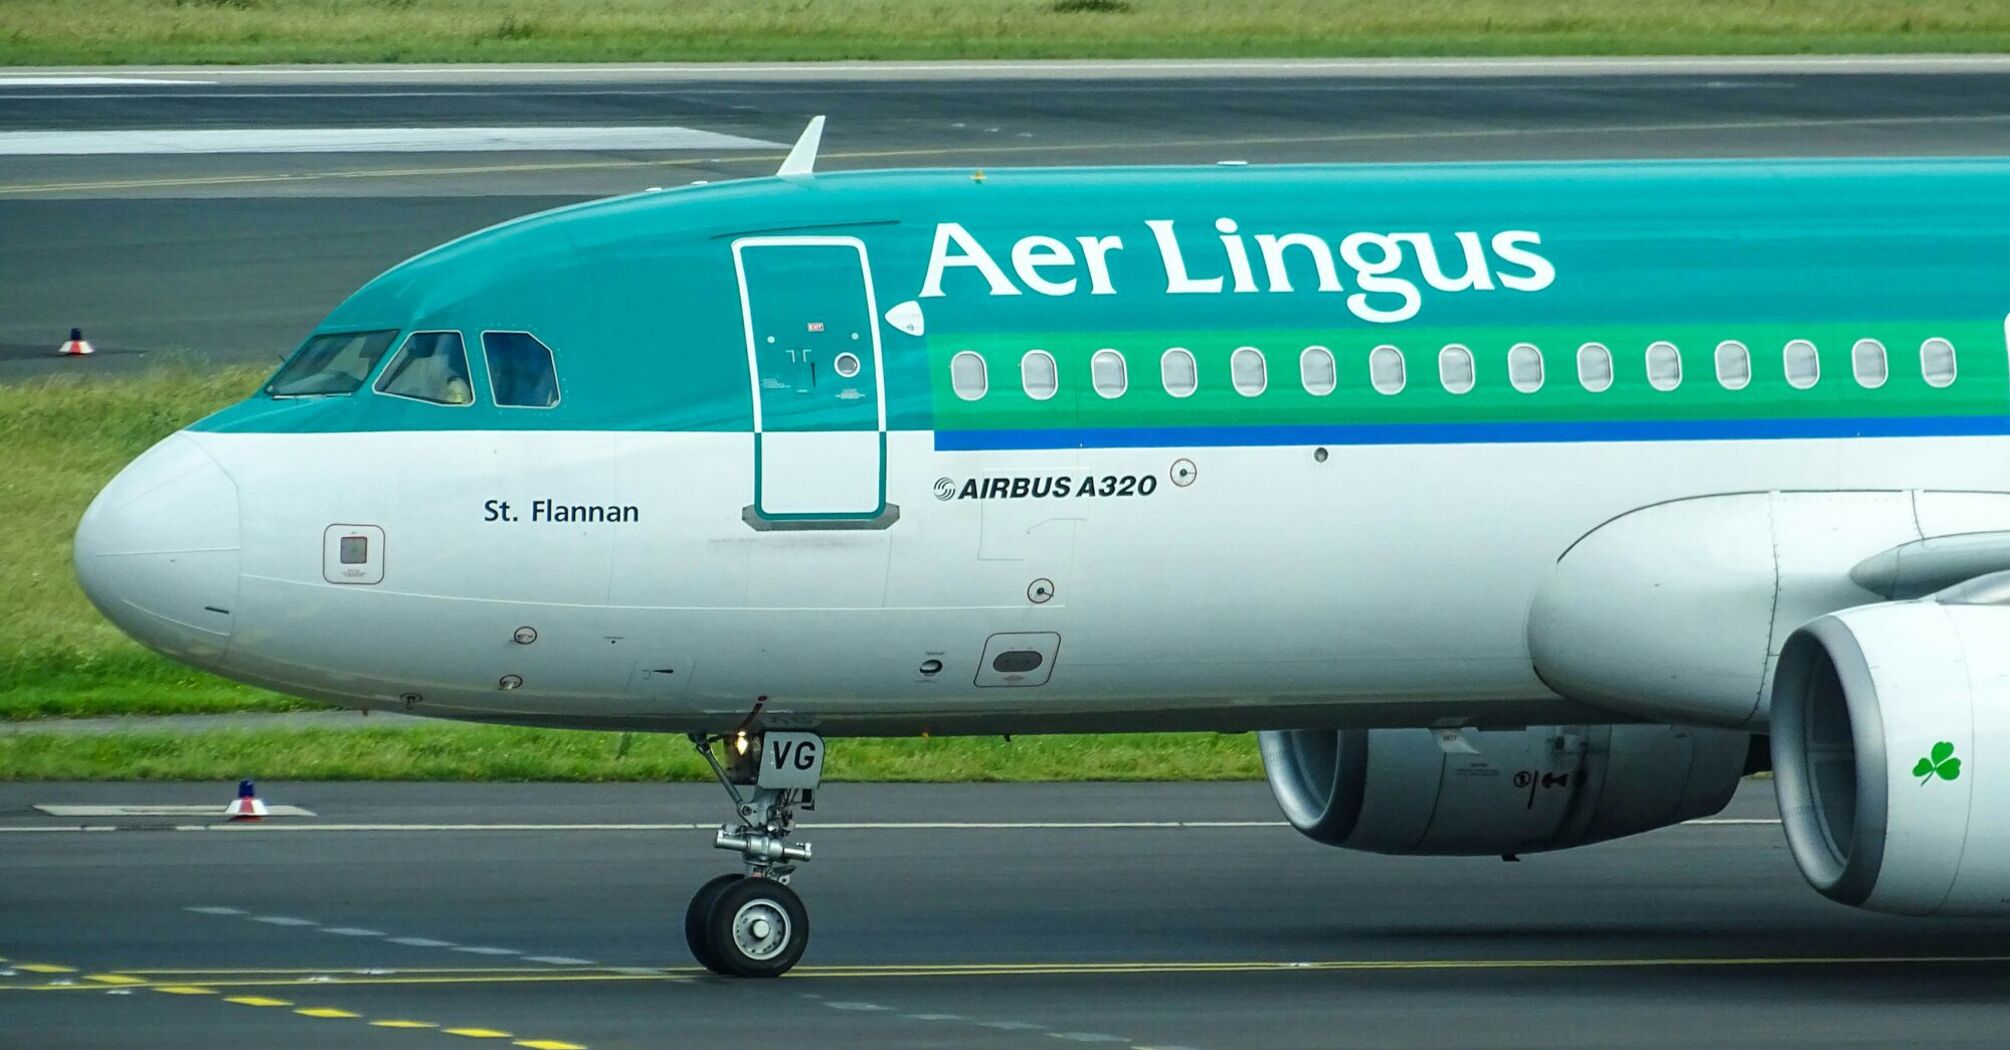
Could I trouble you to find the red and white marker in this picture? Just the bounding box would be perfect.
[57,327,94,357]
[225,779,268,821]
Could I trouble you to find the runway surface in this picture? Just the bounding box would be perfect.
[4,60,2010,375]
[5,779,2010,1049]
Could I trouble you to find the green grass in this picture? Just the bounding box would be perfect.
[0,362,308,721]
[3,0,2008,65]
[0,726,1263,781]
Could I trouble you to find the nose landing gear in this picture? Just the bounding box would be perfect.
[684,732,823,977]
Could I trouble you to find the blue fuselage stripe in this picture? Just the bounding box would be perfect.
[932,415,2010,451]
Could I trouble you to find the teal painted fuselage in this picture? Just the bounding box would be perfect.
[196,157,2010,444]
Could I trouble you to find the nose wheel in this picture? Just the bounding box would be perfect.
[684,874,809,977]
[685,731,823,977]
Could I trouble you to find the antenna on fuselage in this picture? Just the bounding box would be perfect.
[777,115,826,178]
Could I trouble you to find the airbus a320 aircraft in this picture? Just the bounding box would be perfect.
[75,119,2010,977]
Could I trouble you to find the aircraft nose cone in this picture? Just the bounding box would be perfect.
[74,433,240,664]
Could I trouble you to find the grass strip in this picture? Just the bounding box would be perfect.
[0,362,305,721]
[2,0,2009,65]
[0,726,1263,781]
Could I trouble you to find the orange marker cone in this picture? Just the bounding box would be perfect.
[57,327,94,357]
[225,779,268,821]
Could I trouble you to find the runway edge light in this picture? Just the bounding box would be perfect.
[225,780,268,821]
[57,327,93,356]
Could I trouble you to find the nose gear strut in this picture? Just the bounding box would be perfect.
[683,731,822,977]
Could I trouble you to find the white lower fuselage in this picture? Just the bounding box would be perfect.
[138,428,2010,736]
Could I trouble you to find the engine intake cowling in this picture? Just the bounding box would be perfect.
[1770,602,2010,914]
[1258,723,1746,856]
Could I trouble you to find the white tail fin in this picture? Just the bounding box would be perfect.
[777,115,826,177]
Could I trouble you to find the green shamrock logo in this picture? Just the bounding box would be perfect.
[1912,741,1962,784]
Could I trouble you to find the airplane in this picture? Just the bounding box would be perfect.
[74,118,2010,977]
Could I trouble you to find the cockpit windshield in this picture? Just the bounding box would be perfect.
[264,330,398,398]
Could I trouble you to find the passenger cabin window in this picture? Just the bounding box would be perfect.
[1438,345,1475,394]
[1370,345,1406,395]
[1507,343,1544,393]
[1091,349,1128,399]
[1577,343,1614,393]
[1921,337,1958,388]
[1022,350,1059,400]
[376,330,474,406]
[950,351,988,401]
[1300,346,1337,396]
[1648,339,1680,388]
[1231,347,1267,396]
[265,329,398,398]
[1715,341,1751,391]
[1646,341,1683,391]
[1161,348,1198,398]
[481,331,560,408]
[1852,339,1889,389]
[1784,339,1820,389]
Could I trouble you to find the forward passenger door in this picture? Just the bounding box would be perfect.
[734,236,894,528]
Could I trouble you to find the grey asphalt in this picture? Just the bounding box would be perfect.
[4,779,2010,1049]
[5,63,2010,375]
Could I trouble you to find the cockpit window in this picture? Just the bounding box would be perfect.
[375,331,475,406]
[264,330,397,398]
[482,331,561,408]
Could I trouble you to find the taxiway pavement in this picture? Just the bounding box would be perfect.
[4,779,2009,1049]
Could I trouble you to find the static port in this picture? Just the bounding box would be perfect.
[920,659,944,676]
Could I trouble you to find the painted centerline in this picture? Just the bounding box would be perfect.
[0,126,783,156]
[5,816,1778,833]
[0,77,214,86]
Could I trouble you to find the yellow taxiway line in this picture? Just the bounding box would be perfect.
[9,953,2010,991]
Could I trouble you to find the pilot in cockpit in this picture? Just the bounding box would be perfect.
[376,332,473,405]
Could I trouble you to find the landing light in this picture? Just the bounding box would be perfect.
[734,732,750,756]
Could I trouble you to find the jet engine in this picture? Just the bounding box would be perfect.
[1258,723,1746,855]
[1770,601,2010,914]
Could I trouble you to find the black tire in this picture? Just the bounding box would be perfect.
[684,874,743,974]
[704,876,809,978]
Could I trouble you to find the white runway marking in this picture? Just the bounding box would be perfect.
[36,803,317,817]
[0,77,214,86]
[187,907,603,969]
[1,817,1781,833]
[0,126,782,156]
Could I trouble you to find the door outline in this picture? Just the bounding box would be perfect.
[733,235,900,530]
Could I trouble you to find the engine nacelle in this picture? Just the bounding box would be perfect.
[1528,490,2010,727]
[1771,602,2010,914]
[1258,723,1747,856]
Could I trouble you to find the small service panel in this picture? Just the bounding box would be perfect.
[323,524,385,585]
[975,632,1061,687]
